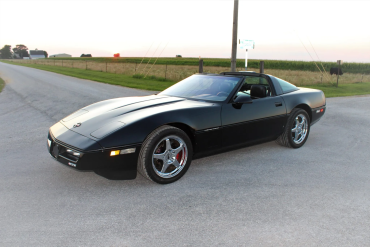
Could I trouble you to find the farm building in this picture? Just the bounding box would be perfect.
[29,50,46,59]
[49,53,72,58]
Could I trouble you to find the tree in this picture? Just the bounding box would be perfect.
[44,51,48,58]
[0,45,12,59]
[12,44,28,58]
[21,50,29,58]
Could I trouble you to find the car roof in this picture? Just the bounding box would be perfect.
[220,71,264,76]
[194,72,263,77]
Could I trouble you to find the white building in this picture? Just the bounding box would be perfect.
[29,50,46,59]
[49,53,72,58]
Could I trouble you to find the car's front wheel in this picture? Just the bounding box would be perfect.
[138,125,193,184]
[276,108,310,148]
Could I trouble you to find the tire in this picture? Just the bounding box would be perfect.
[138,125,193,184]
[276,108,310,148]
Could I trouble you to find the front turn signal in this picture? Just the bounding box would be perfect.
[110,150,120,156]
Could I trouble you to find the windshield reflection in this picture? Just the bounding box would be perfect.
[159,75,241,102]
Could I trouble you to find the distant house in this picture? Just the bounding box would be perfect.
[49,53,72,58]
[80,54,92,57]
[29,50,46,59]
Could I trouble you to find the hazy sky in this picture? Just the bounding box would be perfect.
[1,0,369,62]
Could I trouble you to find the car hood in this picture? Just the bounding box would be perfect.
[60,95,186,139]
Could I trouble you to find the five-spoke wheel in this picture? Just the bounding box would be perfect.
[152,136,188,179]
[291,114,308,145]
[138,125,193,184]
[276,108,310,148]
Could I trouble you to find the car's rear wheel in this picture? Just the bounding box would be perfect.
[276,108,310,148]
[138,125,193,184]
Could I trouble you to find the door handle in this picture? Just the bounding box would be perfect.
[275,102,283,107]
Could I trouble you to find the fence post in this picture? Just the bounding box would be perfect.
[62,60,63,67]
[135,62,137,73]
[106,62,107,73]
[337,67,339,87]
[86,61,87,70]
[259,61,264,74]
[199,59,203,73]
[165,64,167,79]
[336,60,341,87]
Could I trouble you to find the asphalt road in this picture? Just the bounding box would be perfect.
[1,62,369,246]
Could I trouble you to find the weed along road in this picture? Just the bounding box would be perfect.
[1,62,370,246]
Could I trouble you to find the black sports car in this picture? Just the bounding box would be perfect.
[47,72,326,184]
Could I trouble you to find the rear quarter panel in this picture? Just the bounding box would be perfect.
[281,87,326,123]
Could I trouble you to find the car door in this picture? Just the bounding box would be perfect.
[221,76,287,148]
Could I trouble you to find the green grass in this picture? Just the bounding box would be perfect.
[304,82,370,98]
[0,77,4,93]
[1,60,370,98]
[0,61,174,91]
[47,57,370,74]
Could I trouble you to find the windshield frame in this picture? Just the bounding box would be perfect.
[159,74,245,103]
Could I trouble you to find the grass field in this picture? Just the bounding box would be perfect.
[0,77,4,93]
[0,61,172,91]
[304,82,370,97]
[46,57,370,74]
[1,60,370,98]
[6,59,370,85]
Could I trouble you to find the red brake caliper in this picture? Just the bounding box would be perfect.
[176,151,183,163]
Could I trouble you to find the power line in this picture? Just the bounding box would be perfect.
[136,41,154,72]
[295,32,331,83]
[144,40,170,78]
[141,41,162,74]
[306,36,331,81]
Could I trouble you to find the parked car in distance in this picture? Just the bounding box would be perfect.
[47,72,326,184]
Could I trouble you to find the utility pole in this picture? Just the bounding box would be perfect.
[230,0,239,72]
[199,59,204,73]
[337,60,342,87]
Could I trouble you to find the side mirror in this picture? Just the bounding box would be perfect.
[232,94,253,109]
[233,94,253,104]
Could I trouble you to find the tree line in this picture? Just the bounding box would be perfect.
[0,44,48,59]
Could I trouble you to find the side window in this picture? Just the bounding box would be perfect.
[244,77,269,86]
[237,76,271,98]
[275,77,297,93]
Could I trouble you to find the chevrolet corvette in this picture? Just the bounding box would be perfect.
[47,72,326,184]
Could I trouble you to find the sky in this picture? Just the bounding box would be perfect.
[0,0,369,62]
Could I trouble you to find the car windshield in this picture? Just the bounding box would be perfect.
[159,75,241,101]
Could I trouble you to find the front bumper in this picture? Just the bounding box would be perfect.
[47,122,141,179]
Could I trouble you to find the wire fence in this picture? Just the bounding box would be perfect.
[8,59,247,82]
[6,59,370,85]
